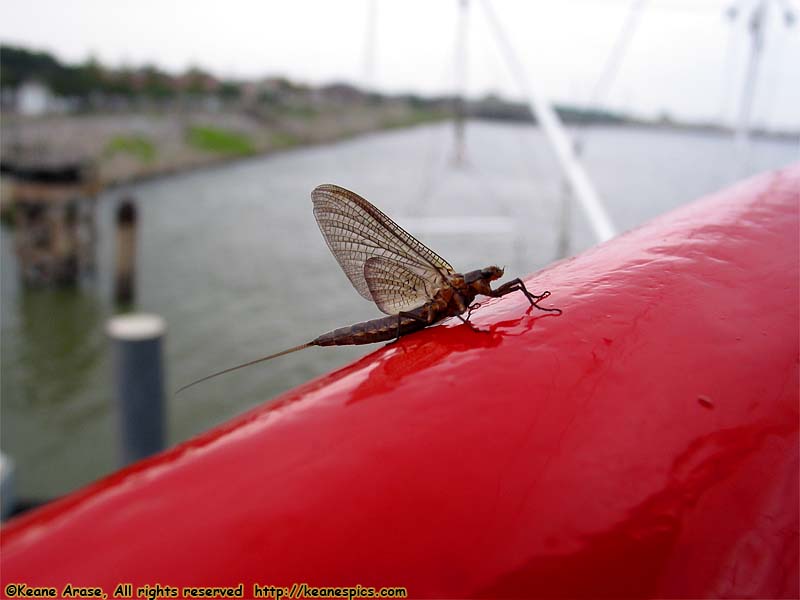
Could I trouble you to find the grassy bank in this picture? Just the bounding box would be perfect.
[1,105,449,189]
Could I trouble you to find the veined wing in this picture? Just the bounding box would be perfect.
[312,184,455,314]
[364,256,438,315]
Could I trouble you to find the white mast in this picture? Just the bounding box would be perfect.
[363,0,377,90]
[730,0,795,144]
[453,0,470,166]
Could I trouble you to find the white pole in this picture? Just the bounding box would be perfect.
[480,0,617,242]
[735,0,767,147]
[363,0,377,90]
[454,0,470,166]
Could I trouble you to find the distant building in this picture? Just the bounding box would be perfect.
[241,77,304,108]
[174,70,220,94]
[319,82,365,105]
[17,80,53,116]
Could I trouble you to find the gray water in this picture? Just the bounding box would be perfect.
[1,121,797,500]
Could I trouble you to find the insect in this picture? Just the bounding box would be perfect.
[177,184,561,394]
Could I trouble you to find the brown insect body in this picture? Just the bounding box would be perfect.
[313,266,506,346]
[313,304,432,346]
[176,186,560,395]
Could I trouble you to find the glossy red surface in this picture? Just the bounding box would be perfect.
[2,166,798,599]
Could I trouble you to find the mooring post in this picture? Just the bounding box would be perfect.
[107,314,166,465]
[0,452,15,521]
[114,199,138,304]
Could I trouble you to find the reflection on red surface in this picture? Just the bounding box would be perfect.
[346,309,553,404]
[2,166,798,599]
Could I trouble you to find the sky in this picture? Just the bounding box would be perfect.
[1,0,798,131]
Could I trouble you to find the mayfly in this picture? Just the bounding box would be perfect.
[177,184,561,394]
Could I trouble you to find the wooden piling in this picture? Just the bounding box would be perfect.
[5,161,98,286]
[114,199,138,305]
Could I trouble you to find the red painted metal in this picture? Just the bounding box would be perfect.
[2,166,798,599]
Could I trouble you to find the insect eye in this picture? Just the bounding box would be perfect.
[483,266,503,280]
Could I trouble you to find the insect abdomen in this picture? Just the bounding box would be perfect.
[314,314,426,346]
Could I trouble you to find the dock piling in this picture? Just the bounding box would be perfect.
[107,314,166,465]
[114,199,138,304]
[0,452,15,521]
[5,161,98,286]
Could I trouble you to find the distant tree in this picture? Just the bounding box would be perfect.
[51,56,105,96]
[140,65,175,99]
[218,81,241,100]
[0,45,62,88]
[182,66,212,94]
[105,67,137,97]
[0,43,343,108]
[0,46,111,98]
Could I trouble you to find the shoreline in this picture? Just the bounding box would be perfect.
[3,112,796,206]
[97,116,452,193]
[0,107,449,211]
[69,116,800,194]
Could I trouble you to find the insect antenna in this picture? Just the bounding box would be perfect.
[175,342,314,395]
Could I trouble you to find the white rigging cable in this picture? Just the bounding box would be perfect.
[480,0,617,242]
[576,0,648,151]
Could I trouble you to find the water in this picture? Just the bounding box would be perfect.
[1,121,797,499]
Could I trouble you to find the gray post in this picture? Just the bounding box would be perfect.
[107,314,166,465]
[0,452,15,521]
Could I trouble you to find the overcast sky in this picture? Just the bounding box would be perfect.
[1,0,798,130]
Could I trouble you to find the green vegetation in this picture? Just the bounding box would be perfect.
[104,135,157,162]
[278,104,318,119]
[0,45,240,101]
[0,43,623,127]
[269,132,300,149]
[186,126,255,156]
[1,45,63,89]
[380,109,448,130]
[1,45,120,97]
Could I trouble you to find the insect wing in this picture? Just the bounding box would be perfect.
[364,256,438,314]
[312,184,455,314]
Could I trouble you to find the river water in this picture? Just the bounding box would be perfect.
[1,120,797,499]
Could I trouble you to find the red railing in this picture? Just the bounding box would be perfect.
[2,165,798,599]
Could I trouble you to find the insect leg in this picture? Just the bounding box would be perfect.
[492,279,562,314]
[466,302,482,320]
[458,300,482,324]
[455,313,489,333]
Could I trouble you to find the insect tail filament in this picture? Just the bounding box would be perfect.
[175,342,315,395]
